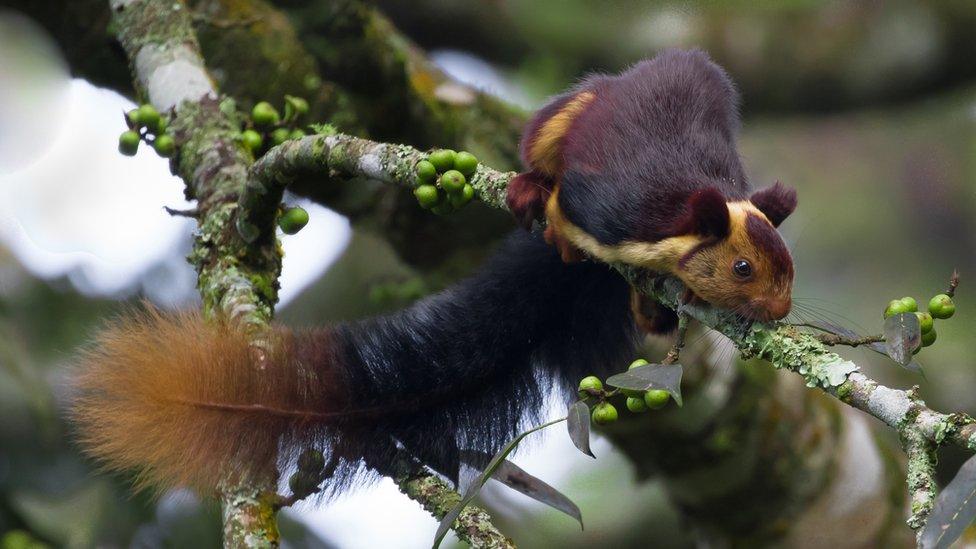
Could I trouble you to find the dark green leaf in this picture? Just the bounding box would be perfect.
[432,417,566,549]
[883,312,921,367]
[920,453,976,549]
[605,363,683,406]
[567,400,594,458]
[492,459,582,529]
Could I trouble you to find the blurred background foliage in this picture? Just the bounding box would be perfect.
[1,1,975,547]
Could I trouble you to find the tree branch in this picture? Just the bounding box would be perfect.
[280,0,526,169]
[396,467,514,549]
[110,0,282,546]
[251,130,976,537]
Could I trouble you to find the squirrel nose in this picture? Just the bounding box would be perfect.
[766,298,792,320]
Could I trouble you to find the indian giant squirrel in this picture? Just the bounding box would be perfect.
[72,49,797,495]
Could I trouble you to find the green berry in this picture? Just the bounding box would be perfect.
[929,294,955,319]
[137,104,160,130]
[298,449,325,473]
[270,127,291,146]
[921,329,937,347]
[900,297,918,313]
[449,184,475,209]
[427,149,457,172]
[628,358,650,370]
[153,134,176,157]
[439,170,466,193]
[454,151,478,177]
[626,396,648,413]
[414,184,440,209]
[591,402,618,425]
[126,108,141,127]
[644,389,670,410]
[118,130,140,156]
[416,160,437,183]
[285,95,309,120]
[577,375,603,397]
[916,312,934,334]
[279,206,310,234]
[153,115,167,135]
[242,129,263,152]
[252,101,280,129]
[884,299,913,319]
[290,129,306,141]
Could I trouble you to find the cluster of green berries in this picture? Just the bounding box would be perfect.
[242,96,310,157]
[288,448,326,498]
[577,359,671,425]
[413,149,478,215]
[278,205,310,235]
[118,103,175,158]
[884,294,956,351]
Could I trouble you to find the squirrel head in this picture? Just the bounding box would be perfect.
[671,183,797,321]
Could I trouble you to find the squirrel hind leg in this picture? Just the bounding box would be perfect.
[506,171,553,230]
[630,290,679,334]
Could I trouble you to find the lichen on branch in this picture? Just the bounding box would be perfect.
[110,0,282,546]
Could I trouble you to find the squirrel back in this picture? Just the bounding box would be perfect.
[72,230,637,493]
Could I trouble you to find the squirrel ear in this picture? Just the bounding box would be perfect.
[750,181,797,227]
[672,187,730,238]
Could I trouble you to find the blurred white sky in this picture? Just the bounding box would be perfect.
[0,11,349,307]
[0,11,613,548]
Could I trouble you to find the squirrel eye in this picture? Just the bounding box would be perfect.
[732,259,752,279]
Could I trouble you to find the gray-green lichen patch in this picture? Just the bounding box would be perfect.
[742,325,858,390]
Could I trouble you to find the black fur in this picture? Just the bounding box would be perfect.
[330,230,637,481]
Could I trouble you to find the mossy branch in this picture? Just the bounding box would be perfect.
[252,131,976,537]
[396,467,514,549]
[110,0,281,546]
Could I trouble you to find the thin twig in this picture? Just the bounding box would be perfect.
[947,269,960,298]
[814,332,884,347]
[663,313,689,364]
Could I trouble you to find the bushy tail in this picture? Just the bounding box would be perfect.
[71,230,637,494]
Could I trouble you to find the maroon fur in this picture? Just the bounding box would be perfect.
[506,171,553,230]
[750,181,797,227]
[664,187,731,239]
[745,214,794,285]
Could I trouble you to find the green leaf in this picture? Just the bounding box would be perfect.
[920,453,976,548]
[567,400,594,458]
[883,312,921,367]
[605,363,683,406]
[432,418,566,549]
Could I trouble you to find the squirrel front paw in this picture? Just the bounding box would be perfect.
[630,290,678,334]
[506,171,552,230]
